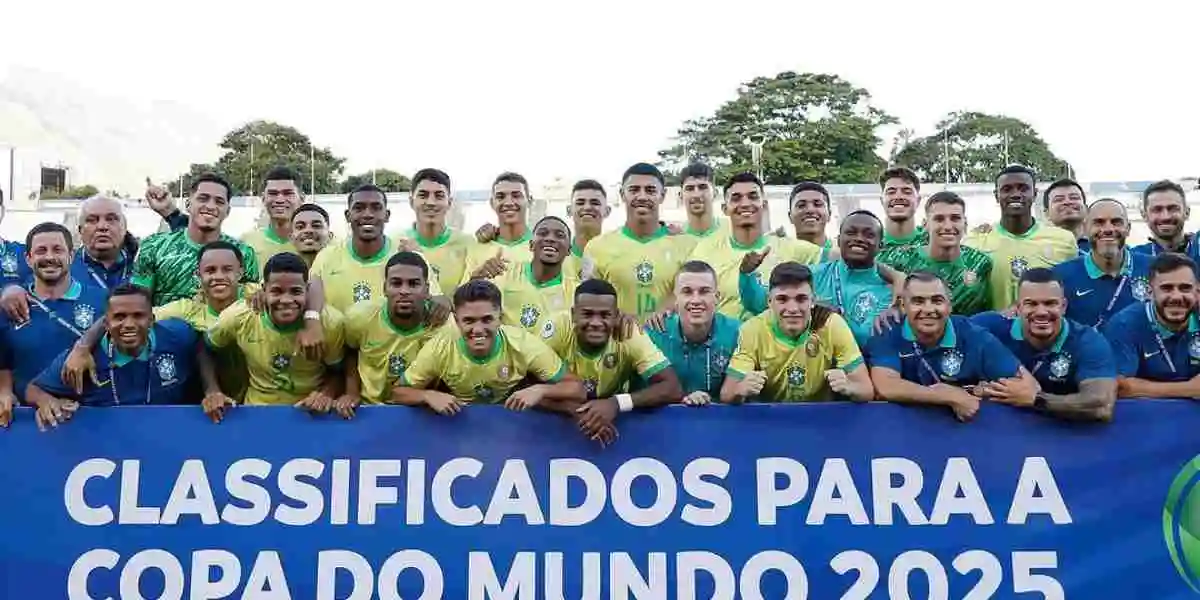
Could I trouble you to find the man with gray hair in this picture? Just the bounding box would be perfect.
[71,195,135,291]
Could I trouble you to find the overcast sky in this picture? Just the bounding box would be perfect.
[2,1,1196,189]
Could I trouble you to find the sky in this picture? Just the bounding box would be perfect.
[1,0,1197,190]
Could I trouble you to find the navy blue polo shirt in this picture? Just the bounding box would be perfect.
[1076,237,1090,255]
[0,280,108,402]
[32,318,198,406]
[1103,301,1200,382]
[1051,248,1152,328]
[71,248,134,292]
[971,312,1116,394]
[865,315,1021,386]
[1131,235,1200,276]
[0,239,30,288]
[639,312,740,397]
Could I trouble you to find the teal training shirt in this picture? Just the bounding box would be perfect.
[639,312,741,398]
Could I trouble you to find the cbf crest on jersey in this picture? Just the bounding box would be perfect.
[154,354,178,385]
[1049,353,1072,380]
[272,354,291,371]
[634,261,654,285]
[1010,257,1029,278]
[962,270,977,286]
[850,292,876,324]
[1132,277,1151,302]
[73,304,96,329]
[388,354,407,377]
[473,384,495,403]
[0,253,17,276]
[583,378,598,399]
[352,281,372,303]
[786,364,806,386]
[941,349,964,378]
[519,305,541,328]
[1189,333,1200,361]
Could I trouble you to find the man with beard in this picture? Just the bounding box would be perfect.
[1044,179,1090,254]
[1103,253,1200,396]
[289,203,332,267]
[642,261,740,403]
[565,179,609,278]
[0,223,108,409]
[867,272,1031,422]
[399,168,475,292]
[965,165,1078,310]
[495,216,578,335]
[0,188,31,287]
[971,268,1116,421]
[585,163,690,319]
[1052,199,1152,328]
[28,284,201,429]
[344,251,447,412]
[133,173,260,306]
[723,262,872,403]
[310,184,443,312]
[689,172,821,320]
[463,172,535,282]
[788,182,836,262]
[1132,180,1200,262]
[882,192,993,315]
[542,279,682,432]
[207,253,346,408]
[674,162,723,255]
[875,167,928,267]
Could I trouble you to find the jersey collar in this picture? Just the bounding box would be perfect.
[1146,302,1200,338]
[621,225,669,243]
[769,316,811,348]
[685,221,720,238]
[102,330,157,367]
[995,219,1042,240]
[265,226,289,244]
[1083,248,1133,279]
[494,230,532,247]
[730,233,768,251]
[1010,317,1070,353]
[525,263,563,288]
[29,279,82,301]
[261,311,304,333]
[901,318,957,348]
[667,313,716,347]
[348,238,392,264]
[457,329,505,364]
[884,226,923,246]
[409,226,452,249]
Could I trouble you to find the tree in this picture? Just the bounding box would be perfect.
[41,184,99,199]
[891,112,1071,184]
[657,71,896,185]
[339,169,412,194]
[168,121,347,196]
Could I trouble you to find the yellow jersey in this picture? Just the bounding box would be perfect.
[726,312,863,402]
[153,285,258,401]
[965,220,1078,310]
[689,233,822,320]
[584,226,689,318]
[461,232,534,286]
[401,227,475,296]
[673,219,725,257]
[206,300,346,406]
[241,228,297,266]
[400,324,567,403]
[344,298,445,405]
[310,238,443,313]
[543,313,670,399]
[497,261,578,335]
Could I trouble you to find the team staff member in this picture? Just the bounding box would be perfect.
[1043,179,1090,253]
[207,253,346,409]
[1132,180,1200,261]
[876,166,928,265]
[788,181,835,261]
[965,165,1078,310]
[398,168,475,292]
[494,216,578,334]
[28,285,203,429]
[585,163,689,319]
[344,252,447,411]
[971,268,1117,421]
[643,261,740,403]
[867,272,1032,422]
[1052,198,1151,328]
[690,172,821,320]
[240,166,305,264]
[1103,253,1200,397]
[73,195,133,290]
[0,223,107,405]
[723,262,872,403]
[290,203,333,267]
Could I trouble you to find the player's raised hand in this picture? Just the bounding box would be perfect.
[144,177,177,217]
[472,249,509,279]
[475,223,499,244]
[740,247,771,274]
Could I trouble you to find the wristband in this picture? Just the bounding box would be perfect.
[616,393,634,413]
[304,310,321,321]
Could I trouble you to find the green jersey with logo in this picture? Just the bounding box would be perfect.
[882,245,994,315]
[132,230,261,306]
[877,226,928,267]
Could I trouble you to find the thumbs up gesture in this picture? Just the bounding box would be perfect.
[144,177,177,217]
[740,246,771,274]
[471,248,509,280]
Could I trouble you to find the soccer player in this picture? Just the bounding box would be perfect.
[393,279,585,412]
[1103,253,1200,397]
[1132,180,1200,260]
[722,262,872,403]
[643,261,740,403]
[207,253,346,408]
[788,181,835,262]
[344,251,447,411]
[400,168,475,292]
[463,172,535,281]
[133,173,260,306]
[1051,198,1151,328]
[690,172,821,320]
[585,163,689,318]
[876,166,928,266]
[0,223,108,405]
[971,268,1116,421]
[965,165,1078,310]
[1043,178,1090,254]
[543,279,682,432]
[867,272,1031,422]
[310,184,443,312]
[0,187,31,287]
[290,203,332,267]
[674,162,723,255]
[28,284,201,429]
[881,191,993,315]
[496,216,578,334]
[241,166,305,264]
[565,179,609,278]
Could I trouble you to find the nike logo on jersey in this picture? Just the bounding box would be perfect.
[899,353,916,359]
[1143,351,1160,359]
[1076,289,1094,297]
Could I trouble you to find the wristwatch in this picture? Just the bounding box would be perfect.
[1033,392,1049,411]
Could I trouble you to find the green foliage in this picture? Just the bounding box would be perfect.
[657,71,896,185]
[42,184,100,199]
[892,112,1071,183]
[339,169,412,194]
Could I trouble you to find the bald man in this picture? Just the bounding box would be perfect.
[72,196,135,291]
[1051,198,1153,328]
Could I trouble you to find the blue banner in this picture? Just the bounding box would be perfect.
[1,401,1199,599]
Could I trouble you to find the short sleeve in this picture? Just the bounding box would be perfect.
[31,348,75,399]
[1101,319,1139,377]
[788,239,822,265]
[343,304,370,349]
[726,325,759,380]
[159,318,200,348]
[582,243,606,281]
[976,330,1022,380]
[1074,327,1117,381]
[165,211,189,232]
[131,236,158,290]
[522,334,567,383]
[154,300,189,322]
[309,247,334,281]
[827,315,864,371]
[625,329,670,379]
[321,308,346,366]
[206,302,251,349]
[969,311,1007,337]
[738,272,768,316]
[865,332,902,372]
[399,335,444,389]
[240,243,261,283]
